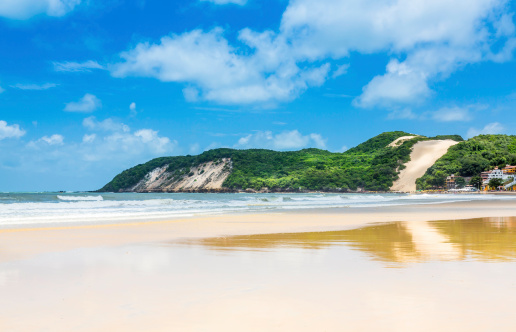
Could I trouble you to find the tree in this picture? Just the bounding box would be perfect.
[469,175,483,189]
[488,178,504,190]
[455,177,466,188]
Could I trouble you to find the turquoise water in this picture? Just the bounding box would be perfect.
[1,192,515,227]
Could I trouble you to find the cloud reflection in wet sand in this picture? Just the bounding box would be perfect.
[180,217,516,265]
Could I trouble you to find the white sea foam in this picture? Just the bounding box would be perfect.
[0,192,515,227]
[57,195,104,201]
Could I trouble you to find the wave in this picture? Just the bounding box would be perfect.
[1,192,515,227]
[57,195,104,201]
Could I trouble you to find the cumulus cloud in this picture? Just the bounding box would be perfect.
[431,106,473,122]
[0,118,179,190]
[64,94,101,113]
[354,59,431,108]
[83,116,130,132]
[27,134,65,148]
[111,28,330,105]
[53,60,104,72]
[235,130,327,150]
[81,122,177,161]
[129,102,137,116]
[0,0,81,20]
[82,133,96,143]
[467,122,505,138]
[200,0,247,5]
[19,119,176,167]
[109,0,515,107]
[39,134,64,145]
[11,83,57,90]
[0,120,26,140]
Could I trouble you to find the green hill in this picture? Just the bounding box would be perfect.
[99,131,463,193]
[417,135,516,189]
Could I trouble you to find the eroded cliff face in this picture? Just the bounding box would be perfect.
[129,158,232,192]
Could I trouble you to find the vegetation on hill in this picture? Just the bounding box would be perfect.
[99,131,463,193]
[416,135,516,189]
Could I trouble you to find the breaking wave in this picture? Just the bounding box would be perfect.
[1,192,515,227]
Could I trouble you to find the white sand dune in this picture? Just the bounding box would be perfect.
[388,135,419,147]
[391,140,458,192]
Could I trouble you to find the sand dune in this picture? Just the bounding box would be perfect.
[388,135,418,147]
[391,140,458,192]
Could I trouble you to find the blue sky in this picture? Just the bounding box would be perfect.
[0,0,515,191]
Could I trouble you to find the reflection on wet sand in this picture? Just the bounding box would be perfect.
[183,216,516,264]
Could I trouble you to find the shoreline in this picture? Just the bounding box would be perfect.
[2,199,516,263]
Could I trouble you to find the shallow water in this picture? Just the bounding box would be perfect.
[1,217,516,331]
[1,191,515,227]
[183,216,516,265]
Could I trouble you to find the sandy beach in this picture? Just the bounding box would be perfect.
[2,199,516,331]
[2,199,516,262]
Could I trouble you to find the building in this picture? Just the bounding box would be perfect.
[446,174,456,189]
[481,166,516,190]
[502,165,516,174]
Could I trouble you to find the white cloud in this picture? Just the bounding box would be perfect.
[200,0,247,5]
[281,0,512,58]
[82,134,96,143]
[332,64,350,78]
[64,94,101,113]
[431,106,472,122]
[235,130,327,150]
[81,117,176,158]
[0,86,5,93]
[0,119,178,190]
[0,120,26,140]
[112,29,330,105]
[129,102,138,116]
[467,122,505,138]
[28,134,65,147]
[109,0,514,107]
[83,127,177,161]
[83,116,130,132]
[0,0,81,20]
[354,58,432,108]
[53,60,104,72]
[11,83,57,90]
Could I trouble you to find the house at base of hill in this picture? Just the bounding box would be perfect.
[481,166,516,191]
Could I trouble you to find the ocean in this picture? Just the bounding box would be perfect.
[1,192,515,228]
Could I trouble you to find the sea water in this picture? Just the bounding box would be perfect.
[1,192,515,227]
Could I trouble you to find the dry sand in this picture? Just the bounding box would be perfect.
[387,135,418,147]
[391,139,458,192]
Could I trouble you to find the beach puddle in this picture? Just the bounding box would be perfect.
[180,216,516,265]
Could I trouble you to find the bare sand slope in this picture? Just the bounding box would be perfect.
[391,140,458,192]
[388,135,418,147]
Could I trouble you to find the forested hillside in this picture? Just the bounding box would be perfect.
[416,135,516,189]
[99,132,463,193]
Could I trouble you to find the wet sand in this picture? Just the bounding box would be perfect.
[2,200,516,331]
[2,199,516,262]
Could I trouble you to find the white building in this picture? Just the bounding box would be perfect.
[482,167,515,187]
